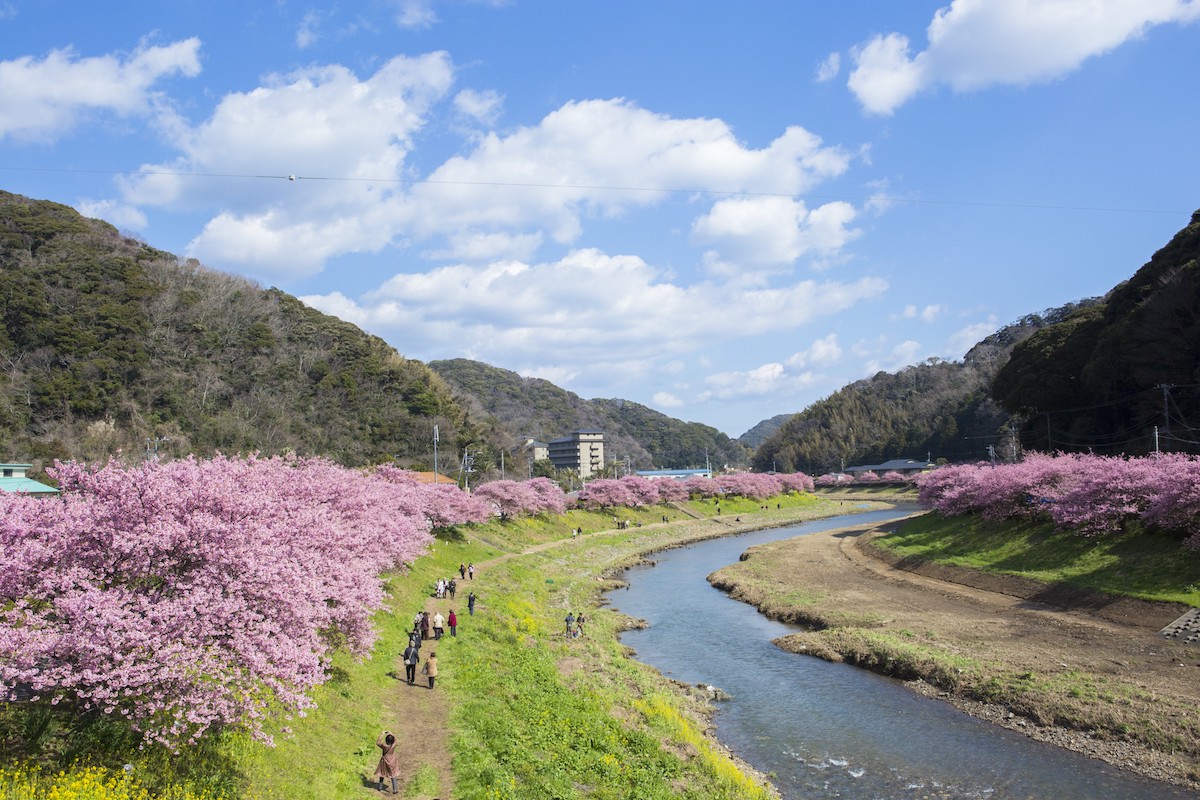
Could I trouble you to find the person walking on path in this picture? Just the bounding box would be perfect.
[433,611,445,640]
[448,609,458,637]
[420,611,431,641]
[564,612,575,638]
[423,651,438,689]
[468,563,475,580]
[459,563,466,579]
[374,731,400,793]
[575,612,586,637]
[448,578,457,600]
[402,641,420,685]
[468,592,476,615]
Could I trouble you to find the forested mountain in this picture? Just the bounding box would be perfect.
[993,209,1200,454]
[0,191,463,469]
[751,306,1094,474]
[738,414,790,448]
[429,359,748,470]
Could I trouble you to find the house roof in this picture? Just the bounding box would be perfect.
[0,476,59,494]
[845,459,936,473]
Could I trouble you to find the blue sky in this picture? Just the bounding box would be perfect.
[2,1,1198,438]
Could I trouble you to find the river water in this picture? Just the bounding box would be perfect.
[608,507,1192,800]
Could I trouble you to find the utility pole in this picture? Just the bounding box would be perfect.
[433,424,439,485]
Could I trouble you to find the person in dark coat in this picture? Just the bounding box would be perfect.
[402,642,420,685]
[374,731,400,793]
[420,611,431,640]
[467,592,477,615]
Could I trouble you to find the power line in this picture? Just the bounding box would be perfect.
[0,164,1190,216]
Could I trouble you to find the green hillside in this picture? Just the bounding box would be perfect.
[430,358,748,469]
[993,209,1200,454]
[750,308,1089,473]
[0,191,463,469]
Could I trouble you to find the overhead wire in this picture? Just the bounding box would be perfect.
[0,164,1191,215]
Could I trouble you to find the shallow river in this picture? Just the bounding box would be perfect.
[608,507,1192,800]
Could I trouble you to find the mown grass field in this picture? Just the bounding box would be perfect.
[877,513,1200,606]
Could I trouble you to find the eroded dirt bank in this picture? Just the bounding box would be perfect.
[708,520,1200,791]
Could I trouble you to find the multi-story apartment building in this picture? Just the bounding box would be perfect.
[547,430,605,479]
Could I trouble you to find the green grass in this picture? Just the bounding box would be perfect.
[879,513,1200,606]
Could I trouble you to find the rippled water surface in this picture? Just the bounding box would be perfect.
[608,508,1191,800]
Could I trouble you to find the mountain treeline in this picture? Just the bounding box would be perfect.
[0,191,463,469]
[751,305,1095,474]
[993,210,1200,455]
[429,359,749,471]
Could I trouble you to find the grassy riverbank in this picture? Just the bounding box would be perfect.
[188,491,863,799]
[707,511,1200,789]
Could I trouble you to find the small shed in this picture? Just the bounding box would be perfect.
[0,463,59,495]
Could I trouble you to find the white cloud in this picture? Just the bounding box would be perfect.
[454,88,503,125]
[898,303,942,323]
[947,316,1000,354]
[847,0,1200,115]
[296,12,322,49]
[863,339,923,374]
[301,248,887,367]
[118,52,455,279]
[421,230,542,262]
[0,37,201,141]
[700,362,821,401]
[787,333,843,368]
[691,198,860,269]
[412,99,853,246]
[76,198,147,231]
[652,391,683,408]
[395,0,438,29]
[815,51,841,82]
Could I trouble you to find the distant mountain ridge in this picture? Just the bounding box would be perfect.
[429,358,749,470]
[750,303,1097,474]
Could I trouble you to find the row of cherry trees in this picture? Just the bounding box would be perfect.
[575,472,815,510]
[916,452,1200,546]
[0,456,491,747]
[2,458,817,749]
[816,470,915,486]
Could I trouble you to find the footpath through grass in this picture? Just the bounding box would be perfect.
[15,492,836,800]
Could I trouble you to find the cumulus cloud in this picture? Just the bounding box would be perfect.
[700,362,823,401]
[898,303,942,323]
[947,316,1000,354]
[652,391,683,408]
[862,339,924,374]
[76,198,148,231]
[0,37,201,141]
[454,88,503,125]
[691,198,860,269]
[412,99,853,247]
[815,51,841,82]
[118,52,455,279]
[787,334,843,368]
[847,0,1200,115]
[301,248,888,367]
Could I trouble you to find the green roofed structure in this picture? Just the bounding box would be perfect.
[0,463,59,495]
